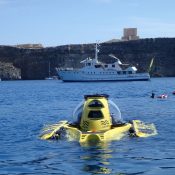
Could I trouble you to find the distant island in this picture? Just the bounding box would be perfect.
[0,38,175,80]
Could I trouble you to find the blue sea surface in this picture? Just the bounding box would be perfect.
[0,78,175,175]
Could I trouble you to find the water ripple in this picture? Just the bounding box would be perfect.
[1,78,175,174]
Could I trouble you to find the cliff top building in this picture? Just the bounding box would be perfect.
[121,28,139,41]
[14,44,43,49]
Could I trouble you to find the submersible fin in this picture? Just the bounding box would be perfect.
[40,120,68,140]
[132,120,157,137]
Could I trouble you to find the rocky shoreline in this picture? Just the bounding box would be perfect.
[0,38,175,80]
[0,62,21,80]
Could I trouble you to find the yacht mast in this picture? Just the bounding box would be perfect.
[95,43,98,62]
[48,61,51,77]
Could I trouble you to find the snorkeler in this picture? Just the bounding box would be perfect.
[151,92,155,98]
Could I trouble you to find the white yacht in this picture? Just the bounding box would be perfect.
[45,62,58,80]
[56,44,150,82]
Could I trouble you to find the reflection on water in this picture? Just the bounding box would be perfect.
[81,143,112,174]
[83,165,111,174]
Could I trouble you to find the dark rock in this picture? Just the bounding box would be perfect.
[0,38,175,80]
[0,62,21,80]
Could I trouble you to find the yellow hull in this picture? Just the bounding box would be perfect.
[40,120,157,142]
[64,123,132,143]
[40,94,157,143]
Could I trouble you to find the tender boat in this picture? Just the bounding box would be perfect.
[40,94,157,143]
[45,76,58,80]
[56,43,150,82]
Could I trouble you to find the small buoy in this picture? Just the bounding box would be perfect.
[157,94,168,99]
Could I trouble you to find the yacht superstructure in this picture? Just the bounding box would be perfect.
[56,44,150,82]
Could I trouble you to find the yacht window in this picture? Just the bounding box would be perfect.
[88,63,91,66]
[112,65,115,67]
[88,111,104,119]
[104,65,108,68]
[95,65,101,68]
[128,71,132,74]
[123,71,126,74]
[88,100,104,108]
[117,71,121,74]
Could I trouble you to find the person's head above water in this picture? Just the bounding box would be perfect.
[151,92,155,98]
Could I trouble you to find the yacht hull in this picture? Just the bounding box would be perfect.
[57,71,150,82]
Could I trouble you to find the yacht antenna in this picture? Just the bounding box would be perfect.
[95,43,99,61]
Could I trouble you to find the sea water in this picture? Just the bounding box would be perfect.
[0,78,175,175]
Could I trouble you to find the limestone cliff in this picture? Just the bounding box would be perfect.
[0,61,21,80]
[0,38,175,80]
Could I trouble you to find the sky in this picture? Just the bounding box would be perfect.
[0,0,175,47]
